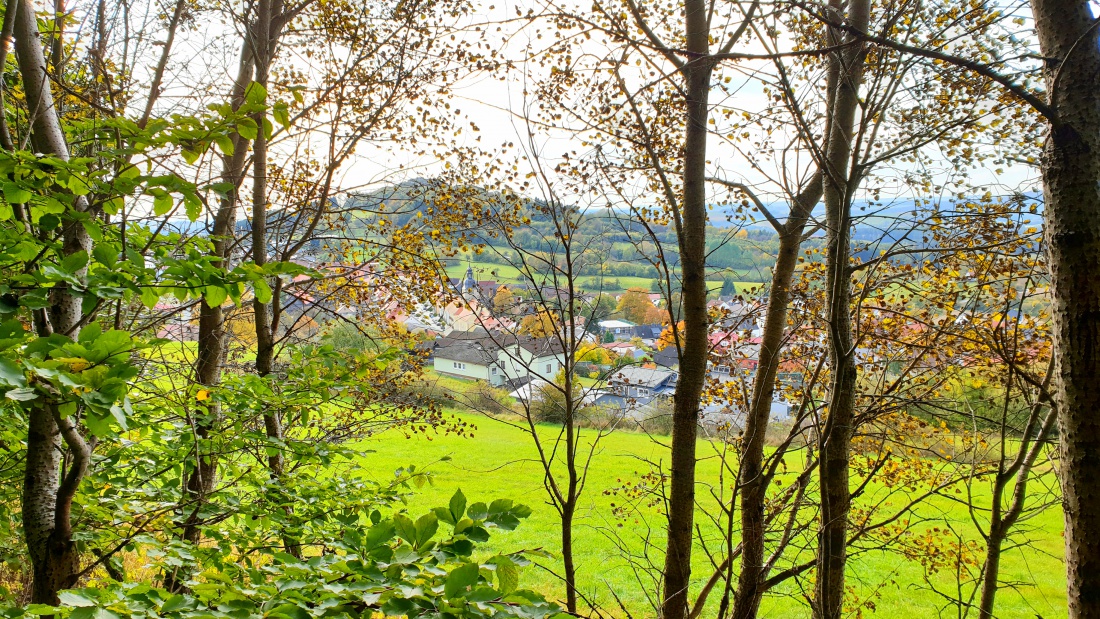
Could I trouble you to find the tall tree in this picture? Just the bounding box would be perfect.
[814,0,870,615]
[1029,2,1100,616]
[167,3,274,587]
[13,0,92,601]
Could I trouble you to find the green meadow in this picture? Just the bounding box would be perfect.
[442,261,761,296]
[354,408,1067,618]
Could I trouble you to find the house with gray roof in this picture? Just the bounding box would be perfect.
[607,366,678,399]
[433,332,566,387]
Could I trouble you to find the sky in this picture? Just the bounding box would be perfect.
[126,0,1042,219]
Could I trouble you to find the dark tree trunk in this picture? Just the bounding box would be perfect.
[249,0,285,479]
[12,0,93,602]
[1029,2,1100,618]
[165,19,256,593]
[561,499,577,612]
[730,174,821,619]
[814,0,869,616]
[661,1,712,616]
[978,397,1056,618]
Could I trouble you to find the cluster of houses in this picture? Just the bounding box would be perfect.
[412,278,800,427]
[151,257,797,428]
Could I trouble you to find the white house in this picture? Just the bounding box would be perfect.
[598,319,636,340]
[433,332,567,387]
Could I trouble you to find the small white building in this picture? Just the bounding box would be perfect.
[598,319,636,340]
[433,333,566,387]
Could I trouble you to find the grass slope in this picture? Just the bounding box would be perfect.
[443,262,761,296]
[355,411,1066,618]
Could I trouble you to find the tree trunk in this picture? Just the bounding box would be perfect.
[562,349,579,613]
[730,174,821,619]
[23,405,63,604]
[814,0,869,616]
[12,0,92,602]
[978,394,1056,618]
[249,0,285,479]
[661,1,711,616]
[166,19,256,593]
[1029,2,1100,617]
[561,499,577,612]
[978,522,1005,619]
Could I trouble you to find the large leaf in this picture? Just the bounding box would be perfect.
[444,562,480,598]
[414,512,438,548]
[0,357,25,387]
[3,181,31,204]
[494,556,519,594]
[449,488,467,523]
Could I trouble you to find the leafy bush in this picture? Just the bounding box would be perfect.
[1,491,560,619]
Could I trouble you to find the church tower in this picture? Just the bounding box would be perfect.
[461,263,477,295]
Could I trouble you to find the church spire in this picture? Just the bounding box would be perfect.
[462,261,476,294]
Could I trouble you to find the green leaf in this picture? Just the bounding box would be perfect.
[444,562,480,598]
[214,134,234,156]
[6,387,37,401]
[184,193,201,221]
[61,250,89,274]
[118,165,141,181]
[414,512,438,547]
[468,502,488,520]
[495,556,519,594]
[58,402,77,418]
[0,357,25,387]
[40,196,67,215]
[159,594,187,613]
[181,148,201,165]
[92,244,117,269]
[82,219,103,242]
[273,101,291,129]
[3,182,31,204]
[79,322,102,344]
[245,82,267,105]
[269,604,311,619]
[209,181,235,196]
[10,240,39,261]
[109,403,128,431]
[394,514,417,546]
[450,488,467,523]
[153,192,174,215]
[253,278,272,304]
[58,591,96,607]
[84,411,112,437]
[140,287,160,309]
[433,507,455,526]
[102,196,124,215]
[236,118,258,140]
[205,286,227,308]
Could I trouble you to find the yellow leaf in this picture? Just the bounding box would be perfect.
[196,389,211,401]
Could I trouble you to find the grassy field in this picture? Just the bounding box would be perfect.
[354,409,1067,618]
[443,262,762,296]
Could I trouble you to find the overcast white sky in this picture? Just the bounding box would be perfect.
[129,0,1041,215]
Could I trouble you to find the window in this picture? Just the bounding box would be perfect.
[638,388,651,397]
[491,366,497,375]
[546,363,553,373]
[454,361,466,370]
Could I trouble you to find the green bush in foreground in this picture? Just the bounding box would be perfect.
[1,491,560,619]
